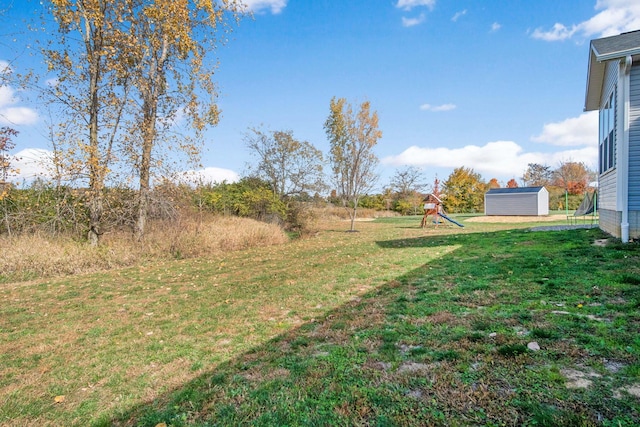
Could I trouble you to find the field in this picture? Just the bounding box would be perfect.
[1,214,639,426]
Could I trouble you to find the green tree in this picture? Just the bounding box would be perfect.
[0,127,18,185]
[442,167,486,213]
[200,177,285,221]
[359,193,385,210]
[324,97,382,231]
[244,127,325,199]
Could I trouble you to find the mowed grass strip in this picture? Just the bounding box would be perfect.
[1,217,456,426]
[2,215,639,426]
[114,219,640,427]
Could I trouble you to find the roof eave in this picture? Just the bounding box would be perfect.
[585,47,605,111]
[595,47,640,61]
[585,43,640,111]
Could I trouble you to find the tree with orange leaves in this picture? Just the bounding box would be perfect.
[553,161,591,195]
[506,178,518,188]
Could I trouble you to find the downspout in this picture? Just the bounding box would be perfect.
[620,55,632,243]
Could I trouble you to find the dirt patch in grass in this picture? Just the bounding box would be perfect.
[561,368,602,389]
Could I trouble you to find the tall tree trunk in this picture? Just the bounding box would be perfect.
[135,38,167,241]
[87,40,103,246]
[135,110,155,242]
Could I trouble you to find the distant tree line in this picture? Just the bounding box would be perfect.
[0,0,596,239]
[361,161,594,215]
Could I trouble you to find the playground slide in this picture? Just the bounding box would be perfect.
[438,213,464,227]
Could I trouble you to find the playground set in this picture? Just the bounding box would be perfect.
[420,179,464,228]
[568,190,598,225]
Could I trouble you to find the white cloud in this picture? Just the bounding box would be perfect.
[402,14,426,27]
[396,0,436,11]
[532,0,640,41]
[10,148,56,181]
[0,60,11,76]
[382,140,598,179]
[420,103,456,112]
[8,149,240,186]
[0,85,38,125]
[241,0,287,14]
[531,111,598,147]
[178,167,240,185]
[1,107,38,126]
[45,78,59,87]
[491,22,502,32]
[0,85,15,106]
[452,9,467,22]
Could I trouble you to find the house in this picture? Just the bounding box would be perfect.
[484,187,549,216]
[585,30,640,242]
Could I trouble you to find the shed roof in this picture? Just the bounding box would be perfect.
[585,30,640,111]
[485,186,546,195]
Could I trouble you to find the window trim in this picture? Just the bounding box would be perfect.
[599,88,616,174]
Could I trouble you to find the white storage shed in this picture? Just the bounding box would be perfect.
[484,187,549,216]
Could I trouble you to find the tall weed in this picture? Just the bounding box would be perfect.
[0,215,288,283]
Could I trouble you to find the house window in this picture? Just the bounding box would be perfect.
[599,89,616,173]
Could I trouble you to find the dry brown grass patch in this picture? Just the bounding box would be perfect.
[1,215,288,283]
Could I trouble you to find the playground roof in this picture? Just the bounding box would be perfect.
[423,193,442,203]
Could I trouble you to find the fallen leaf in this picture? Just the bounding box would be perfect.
[54,395,65,403]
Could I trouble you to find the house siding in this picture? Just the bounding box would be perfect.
[598,62,640,239]
[630,210,640,238]
[599,171,617,210]
[586,32,640,241]
[600,208,621,238]
[629,65,640,211]
[597,62,621,238]
[599,61,619,212]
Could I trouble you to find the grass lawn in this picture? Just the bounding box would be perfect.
[1,215,639,426]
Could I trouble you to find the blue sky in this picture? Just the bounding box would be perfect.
[2,0,640,190]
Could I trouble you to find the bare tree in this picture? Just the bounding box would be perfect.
[324,97,381,231]
[522,163,552,187]
[244,127,325,199]
[389,166,427,198]
[388,166,427,215]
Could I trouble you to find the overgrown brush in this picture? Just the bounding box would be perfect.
[0,215,288,283]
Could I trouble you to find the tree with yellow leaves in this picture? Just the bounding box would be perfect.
[43,0,138,245]
[442,166,486,213]
[126,0,244,240]
[324,97,382,231]
[43,0,244,243]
